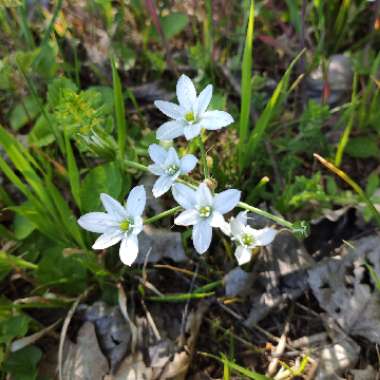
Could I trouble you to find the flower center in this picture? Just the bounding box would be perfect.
[119,218,132,232]
[242,233,254,246]
[185,111,196,122]
[199,205,212,218]
[165,164,179,176]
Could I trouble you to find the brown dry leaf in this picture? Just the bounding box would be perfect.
[107,303,207,380]
[62,322,109,380]
[308,235,380,344]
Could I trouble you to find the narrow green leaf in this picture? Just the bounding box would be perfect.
[64,132,81,210]
[238,0,255,166]
[242,49,304,168]
[111,58,127,159]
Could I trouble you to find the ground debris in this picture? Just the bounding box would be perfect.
[308,235,380,344]
[62,322,109,380]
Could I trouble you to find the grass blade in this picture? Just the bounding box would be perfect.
[111,57,127,160]
[334,72,358,167]
[238,0,255,167]
[242,49,305,169]
[64,132,81,210]
[314,153,380,227]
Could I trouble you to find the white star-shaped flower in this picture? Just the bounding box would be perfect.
[172,182,241,254]
[77,186,146,266]
[148,144,197,198]
[154,74,234,141]
[228,211,277,266]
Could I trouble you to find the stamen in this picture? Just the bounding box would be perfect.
[185,111,195,122]
[199,205,212,218]
[165,164,179,176]
[120,218,132,232]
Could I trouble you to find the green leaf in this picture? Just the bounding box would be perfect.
[0,315,30,344]
[239,0,255,161]
[9,96,40,130]
[36,246,87,295]
[346,137,380,158]
[65,132,82,210]
[47,76,77,108]
[160,13,189,39]
[111,58,127,159]
[28,114,55,147]
[366,172,380,197]
[3,345,42,380]
[80,162,123,212]
[13,213,36,240]
[242,49,304,168]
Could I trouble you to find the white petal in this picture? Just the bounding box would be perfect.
[119,235,139,266]
[213,189,241,214]
[253,227,277,246]
[196,182,213,207]
[172,183,196,209]
[209,211,226,228]
[78,212,118,233]
[201,110,234,130]
[192,221,212,254]
[174,209,199,226]
[92,229,123,250]
[236,211,248,226]
[196,84,213,115]
[180,154,197,174]
[230,218,245,237]
[183,123,202,140]
[132,216,143,235]
[219,217,231,235]
[148,144,167,165]
[154,100,184,119]
[164,147,180,167]
[126,185,146,217]
[152,175,173,198]
[148,163,165,176]
[235,246,252,266]
[156,120,185,140]
[100,193,127,221]
[176,74,197,110]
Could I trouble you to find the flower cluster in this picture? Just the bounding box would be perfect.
[78,75,277,266]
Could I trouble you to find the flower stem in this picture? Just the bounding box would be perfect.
[144,206,181,224]
[198,136,209,179]
[124,159,149,172]
[237,201,293,229]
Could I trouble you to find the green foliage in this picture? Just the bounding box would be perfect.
[80,162,124,212]
[3,346,42,380]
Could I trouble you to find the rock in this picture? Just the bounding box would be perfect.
[306,54,353,106]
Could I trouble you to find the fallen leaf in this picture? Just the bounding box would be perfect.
[308,235,380,344]
[62,322,109,380]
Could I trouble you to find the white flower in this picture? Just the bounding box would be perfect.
[148,144,197,198]
[154,74,234,141]
[77,186,146,266]
[228,211,277,266]
[173,182,241,254]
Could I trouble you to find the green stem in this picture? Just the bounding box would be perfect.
[198,136,209,179]
[124,159,149,172]
[238,201,293,229]
[144,206,181,224]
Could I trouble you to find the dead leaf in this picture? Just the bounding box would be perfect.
[136,226,187,264]
[308,235,380,344]
[62,322,109,380]
[245,231,315,326]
